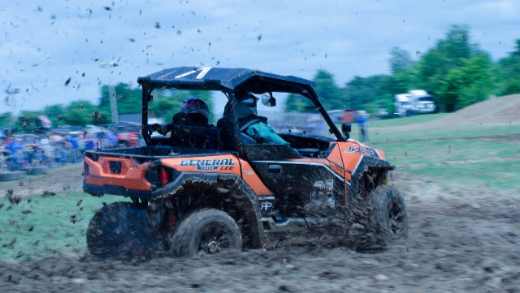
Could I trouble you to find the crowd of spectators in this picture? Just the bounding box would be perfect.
[0,125,139,172]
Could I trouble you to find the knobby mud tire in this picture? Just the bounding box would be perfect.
[352,185,408,251]
[87,202,164,258]
[170,209,242,257]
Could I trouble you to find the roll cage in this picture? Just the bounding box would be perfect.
[137,66,345,150]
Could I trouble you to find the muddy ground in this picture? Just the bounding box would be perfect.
[1,172,519,292]
[0,164,83,199]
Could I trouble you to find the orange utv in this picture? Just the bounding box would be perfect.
[83,67,408,257]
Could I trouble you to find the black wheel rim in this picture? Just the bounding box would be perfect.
[388,201,405,235]
[198,222,233,254]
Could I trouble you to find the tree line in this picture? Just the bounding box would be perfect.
[0,84,212,132]
[286,25,520,114]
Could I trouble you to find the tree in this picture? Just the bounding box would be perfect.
[285,93,315,112]
[285,70,346,112]
[62,100,109,126]
[43,104,66,127]
[389,47,414,74]
[497,39,520,95]
[15,111,44,132]
[0,112,14,128]
[415,25,481,111]
[439,53,495,111]
[99,83,142,115]
[314,70,347,110]
[343,75,401,113]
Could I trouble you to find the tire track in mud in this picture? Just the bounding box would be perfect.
[1,173,519,292]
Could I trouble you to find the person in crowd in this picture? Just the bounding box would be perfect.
[66,134,80,162]
[4,136,23,170]
[340,109,356,139]
[355,110,369,142]
[39,138,54,165]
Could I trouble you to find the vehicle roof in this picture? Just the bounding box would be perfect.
[137,66,314,94]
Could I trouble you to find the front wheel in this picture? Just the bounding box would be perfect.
[353,185,408,251]
[170,209,242,257]
[371,185,408,241]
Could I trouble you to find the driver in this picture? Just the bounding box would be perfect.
[232,93,288,145]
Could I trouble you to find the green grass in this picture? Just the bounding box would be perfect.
[376,137,520,190]
[369,113,447,128]
[361,120,520,191]
[0,192,121,261]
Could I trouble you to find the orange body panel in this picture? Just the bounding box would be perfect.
[336,142,363,176]
[84,156,152,191]
[160,155,242,175]
[284,144,347,179]
[335,140,384,177]
[84,141,382,197]
[286,141,383,183]
[160,154,273,196]
[239,159,273,196]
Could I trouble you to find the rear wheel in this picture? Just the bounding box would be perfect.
[170,209,242,257]
[86,202,163,258]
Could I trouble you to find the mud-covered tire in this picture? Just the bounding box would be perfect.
[170,209,242,257]
[0,171,24,181]
[363,185,408,250]
[87,202,163,258]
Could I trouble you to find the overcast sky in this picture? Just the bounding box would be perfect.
[1,0,519,113]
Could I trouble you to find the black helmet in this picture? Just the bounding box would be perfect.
[175,98,210,126]
[181,98,209,118]
[235,94,258,120]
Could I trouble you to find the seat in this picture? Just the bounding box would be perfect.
[169,124,218,150]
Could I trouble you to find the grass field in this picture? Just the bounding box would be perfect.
[0,192,120,261]
[354,116,520,191]
[368,113,447,127]
[1,114,519,261]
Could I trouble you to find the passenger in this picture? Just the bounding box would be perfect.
[230,93,288,145]
[161,98,217,149]
[174,98,210,126]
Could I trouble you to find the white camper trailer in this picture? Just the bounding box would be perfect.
[395,90,436,116]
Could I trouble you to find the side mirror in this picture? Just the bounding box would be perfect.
[341,123,351,140]
[260,92,276,107]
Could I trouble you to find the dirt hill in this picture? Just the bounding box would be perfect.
[437,94,520,125]
[385,94,520,132]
